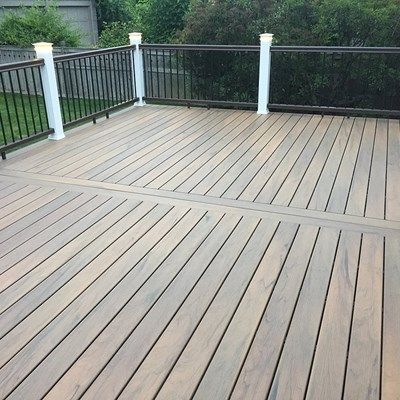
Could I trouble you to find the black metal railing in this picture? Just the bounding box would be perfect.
[269,46,400,117]
[0,59,52,157]
[140,44,260,108]
[54,45,138,127]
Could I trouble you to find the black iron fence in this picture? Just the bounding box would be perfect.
[1,41,399,158]
[269,46,400,118]
[0,59,52,158]
[140,44,400,118]
[141,44,260,109]
[54,46,137,127]
[0,45,138,157]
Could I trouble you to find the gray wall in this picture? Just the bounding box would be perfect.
[0,0,98,47]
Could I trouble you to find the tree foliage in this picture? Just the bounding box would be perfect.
[0,2,81,47]
[98,21,136,47]
[140,0,190,42]
[94,0,400,110]
[97,0,190,45]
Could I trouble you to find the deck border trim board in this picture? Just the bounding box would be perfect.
[0,170,399,236]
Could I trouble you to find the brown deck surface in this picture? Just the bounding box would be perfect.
[0,105,399,400]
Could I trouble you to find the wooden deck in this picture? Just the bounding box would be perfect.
[0,105,399,400]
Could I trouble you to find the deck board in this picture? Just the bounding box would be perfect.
[0,105,399,400]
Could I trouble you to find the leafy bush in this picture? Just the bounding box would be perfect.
[140,0,190,42]
[176,0,400,110]
[98,21,137,47]
[95,0,131,29]
[0,2,81,47]
[98,0,190,46]
[267,0,400,46]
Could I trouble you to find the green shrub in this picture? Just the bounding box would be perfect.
[140,0,190,43]
[98,21,137,47]
[95,0,131,29]
[0,2,81,47]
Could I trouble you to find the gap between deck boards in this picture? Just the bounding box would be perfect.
[0,169,399,236]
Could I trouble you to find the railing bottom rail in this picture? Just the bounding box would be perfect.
[145,97,257,110]
[63,99,138,129]
[1,128,54,159]
[269,104,400,119]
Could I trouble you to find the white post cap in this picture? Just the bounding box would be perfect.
[33,42,54,52]
[259,33,274,43]
[129,32,142,43]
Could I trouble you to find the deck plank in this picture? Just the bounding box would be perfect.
[219,224,319,399]
[305,231,361,400]
[343,233,383,400]
[288,116,343,209]
[0,200,138,320]
[382,234,400,399]
[345,118,376,216]
[86,108,215,182]
[191,222,297,400]
[365,119,388,220]
[139,111,243,188]
[175,113,267,193]
[386,120,400,221]
[0,106,397,400]
[223,113,305,200]
[326,117,365,214]
[114,110,236,185]
[60,108,199,179]
[21,105,175,172]
[8,211,234,399]
[255,114,326,204]
[307,117,354,212]
[190,112,283,196]
[159,112,257,191]
[266,228,340,400]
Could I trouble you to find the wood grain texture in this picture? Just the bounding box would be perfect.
[0,106,397,400]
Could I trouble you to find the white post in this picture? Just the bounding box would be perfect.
[129,32,146,106]
[257,33,273,115]
[33,42,65,140]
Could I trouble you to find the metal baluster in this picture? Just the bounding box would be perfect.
[176,50,180,99]
[60,62,72,122]
[79,58,92,115]
[23,67,37,133]
[37,68,50,129]
[31,67,44,131]
[55,63,66,124]
[169,50,173,98]
[162,49,166,98]
[0,73,14,142]
[102,55,111,108]
[182,50,187,99]
[8,71,22,139]
[73,59,84,117]
[156,49,160,98]
[16,69,30,136]
[66,60,77,120]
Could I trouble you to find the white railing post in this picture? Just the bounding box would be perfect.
[33,42,65,140]
[129,32,146,106]
[257,33,274,114]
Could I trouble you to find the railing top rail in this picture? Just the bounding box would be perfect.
[0,58,44,72]
[140,44,261,52]
[54,45,133,62]
[140,43,400,54]
[271,45,400,54]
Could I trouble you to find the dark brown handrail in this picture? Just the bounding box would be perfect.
[140,44,260,52]
[0,58,44,73]
[271,46,400,54]
[54,45,134,62]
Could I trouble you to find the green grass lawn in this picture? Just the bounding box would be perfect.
[0,92,105,148]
